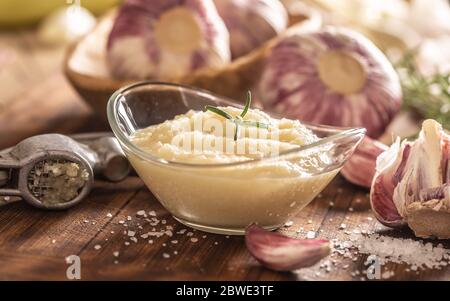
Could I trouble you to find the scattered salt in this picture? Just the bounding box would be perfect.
[306,231,316,239]
[284,220,294,227]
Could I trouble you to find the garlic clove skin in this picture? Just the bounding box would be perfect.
[370,138,407,228]
[245,224,330,271]
[341,136,388,188]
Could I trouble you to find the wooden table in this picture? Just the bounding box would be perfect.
[0,29,449,281]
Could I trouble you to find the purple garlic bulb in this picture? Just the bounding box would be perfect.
[214,0,288,59]
[258,27,402,139]
[107,0,230,80]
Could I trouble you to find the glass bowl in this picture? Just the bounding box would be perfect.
[107,82,365,235]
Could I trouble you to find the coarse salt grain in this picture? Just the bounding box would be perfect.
[284,220,294,227]
[306,231,316,239]
[162,253,170,259]
[106,213,113,218]
[136,210,146,216]
[113,251,119,257]
[94,244,101,250]
[191,238,198,243]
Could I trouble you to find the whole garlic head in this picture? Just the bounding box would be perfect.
[370,120,450,239]
[214,0,288,58]
[107,0,230,80]
[257,27,402,139]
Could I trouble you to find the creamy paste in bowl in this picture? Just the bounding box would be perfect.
[128,107,338,234]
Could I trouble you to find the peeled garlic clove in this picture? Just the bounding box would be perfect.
[245,224,330,271]
[341,136,388,188]
[370,120,450,238]
[214,0,288,58]
[107,0,230,80]
[258,27,402,139]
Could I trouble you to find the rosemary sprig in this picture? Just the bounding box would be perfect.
[205,91,269,140]
[395,51,450,130]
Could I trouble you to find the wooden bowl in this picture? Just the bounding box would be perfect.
[64,7,322,122]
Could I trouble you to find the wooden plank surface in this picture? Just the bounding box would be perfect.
[0,176,449,281]
[0,29,449,281]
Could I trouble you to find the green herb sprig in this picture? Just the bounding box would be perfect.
[205,91,269,140]
[396,51,450,130]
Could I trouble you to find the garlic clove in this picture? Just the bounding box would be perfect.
[370,138,407,227]
[245,224,330,271]
[341,136,388,188]
[370,170,405,228]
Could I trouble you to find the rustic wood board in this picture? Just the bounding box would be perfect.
[0,29,449,281]
[0,176,449,281]
[0,30,108,149]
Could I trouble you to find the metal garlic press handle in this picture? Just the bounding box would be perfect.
[73,132,131,182]
[0,132,131,210]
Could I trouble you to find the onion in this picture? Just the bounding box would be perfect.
[257,27,402,139]
[213,0,288,59]
[107,0,230,80]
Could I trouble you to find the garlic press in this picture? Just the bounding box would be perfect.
[0,132,131,210]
